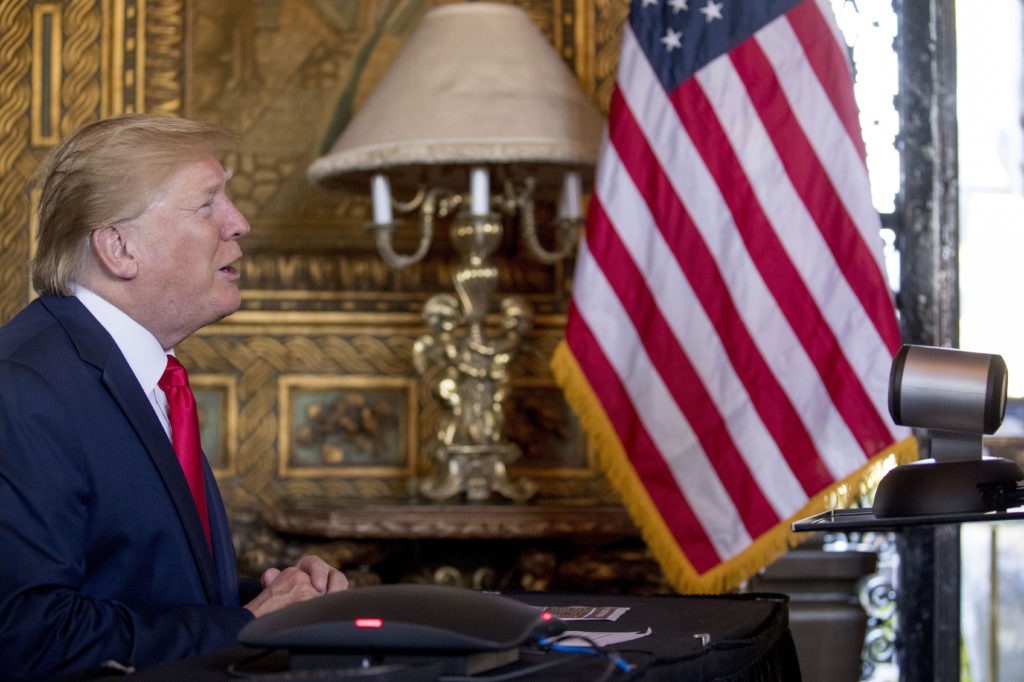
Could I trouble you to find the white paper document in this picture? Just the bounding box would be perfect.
[544,605,630,622]
[558,626,653,648]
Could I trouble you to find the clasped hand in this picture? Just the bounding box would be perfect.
[244,555,348,618]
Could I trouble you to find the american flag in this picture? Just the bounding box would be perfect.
[552,0,915,592]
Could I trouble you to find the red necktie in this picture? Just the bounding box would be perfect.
[158,355,212,550]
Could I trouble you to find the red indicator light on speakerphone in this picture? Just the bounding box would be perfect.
[354,618,383,628]
[541,612,553,621]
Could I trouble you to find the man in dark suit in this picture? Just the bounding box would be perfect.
[0,114,348,679]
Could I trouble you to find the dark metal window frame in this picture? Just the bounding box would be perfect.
[891,1,961,681]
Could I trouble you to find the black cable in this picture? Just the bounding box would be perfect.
[227,648,279,678]
[226,638,636,682]
[226,647,440,681]
[436,651,577,682]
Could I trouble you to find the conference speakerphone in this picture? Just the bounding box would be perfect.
[237,583,566,676]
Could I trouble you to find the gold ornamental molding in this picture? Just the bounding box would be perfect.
[30,3,60,146]
[262,502,639,541]
[60,0,102,134]
[0,1,32,320]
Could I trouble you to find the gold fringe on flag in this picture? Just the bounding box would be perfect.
[551,340,919,595]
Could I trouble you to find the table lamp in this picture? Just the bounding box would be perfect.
[307,2,604,502]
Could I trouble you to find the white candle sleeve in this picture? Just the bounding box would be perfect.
[559,170,582,219]
[371,173,393,224]
[470,166,490,215]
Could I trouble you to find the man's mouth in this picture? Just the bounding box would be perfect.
[220,251,243,278]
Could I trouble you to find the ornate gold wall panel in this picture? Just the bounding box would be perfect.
[1,1,630,565]
[1,1,34,317]
[2,0,182,317]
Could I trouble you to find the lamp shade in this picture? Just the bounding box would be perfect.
[307,2,604,193]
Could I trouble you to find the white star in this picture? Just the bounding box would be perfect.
[668,0,689,12]
[700,0,724,22]
[661,27,683,51]
[642,0,659,7]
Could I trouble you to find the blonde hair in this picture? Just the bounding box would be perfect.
[31,114,235,295]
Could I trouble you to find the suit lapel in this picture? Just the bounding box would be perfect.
[102,363,226,602]
[40,296,226,604]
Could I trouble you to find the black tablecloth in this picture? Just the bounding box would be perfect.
[67,592,800,681]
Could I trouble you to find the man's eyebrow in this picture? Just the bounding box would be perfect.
[198,168,234,198]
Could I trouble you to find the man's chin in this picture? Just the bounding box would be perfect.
[220,300,243,320]
[210,291,243,323]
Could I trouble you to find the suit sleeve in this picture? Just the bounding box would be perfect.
[0,359,255,679]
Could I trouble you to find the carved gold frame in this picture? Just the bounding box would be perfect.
[190,374,239,476]
[277,374,417,479]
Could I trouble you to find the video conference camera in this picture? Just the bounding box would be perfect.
[873,344,1024,517]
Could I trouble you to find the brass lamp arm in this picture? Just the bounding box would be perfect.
[514,176,581,265]
[367,187,460,269]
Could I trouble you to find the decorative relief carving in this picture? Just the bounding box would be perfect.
[591,0,628,113]
[264,503,638,540]
[182,320,614,509]
[0,0,32,320]
[180,327,412,504]
[144,0,184,115]
[30,3,60,146]
[60,0,101,134]
[101,0,144,115]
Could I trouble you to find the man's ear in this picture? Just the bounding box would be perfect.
[90,225,138,280]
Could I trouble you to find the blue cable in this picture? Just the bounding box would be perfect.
[540,638,632,673]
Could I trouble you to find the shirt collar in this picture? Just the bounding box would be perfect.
[73,286,170,394]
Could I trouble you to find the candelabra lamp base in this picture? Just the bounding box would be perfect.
[419,444,537,503]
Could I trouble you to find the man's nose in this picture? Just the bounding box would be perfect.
[225,199,250,239]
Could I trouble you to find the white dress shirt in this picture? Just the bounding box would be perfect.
[73,286,174,440]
